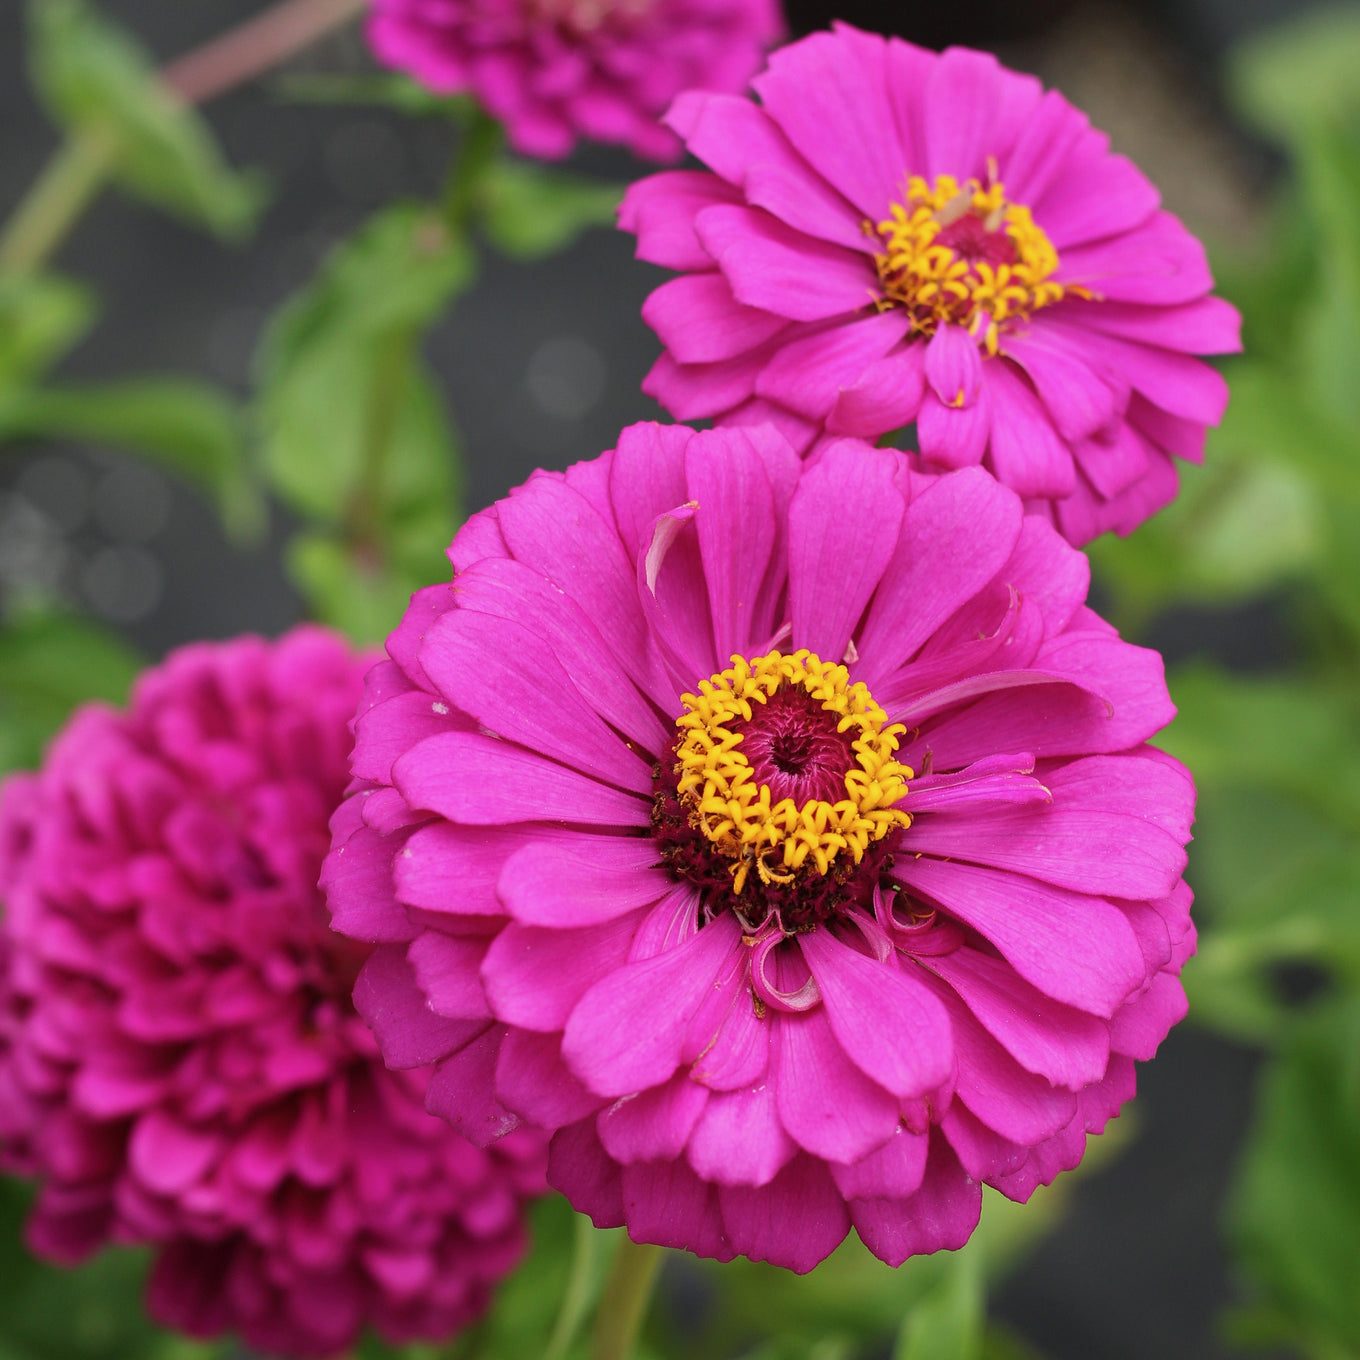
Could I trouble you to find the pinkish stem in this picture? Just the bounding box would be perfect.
[161,0,371,104]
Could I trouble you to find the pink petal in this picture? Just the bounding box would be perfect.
[620,1158,735,1259]
[686,1080,795,1187]
[922,46,1003,181]
[1108,971,1187,1060]
[826,342,926,437]
[787,442,905,662]
[894,857,1145,1017]
[745,158,874,253]
[753,27,906,218]
[418,610,651,795]
[408,931,493,1020]
[718,1154,851,1272]
[619,171,741,269]
[917,387,991,470]
[426,1026,520,1145]
[561,915,743,1098]
[775,1007,900,1163]
[829,1124,929,1199]
[393,732,650,828]
[756,312,910,418]
[321,823,415,944]
[548,1118,624,1228]
[924,324,983,409]
[498,837,671,928]
[856,466,1023,688]
[686,431,779,661]
[903,802,1188,900]
[598,1071,710,1163]
[353,944,488,1069]
[850,1133,981,1266]
[1059,211,1214,306]
[643,273,790,364]
[698,205,877,321]
[800,930,953,1098]
[496,1028,603,1130]
[128,1112,221,1195]
[453,554,670,753]
[927,947,1109,1088]
[1033,136,1159,249]
[482,915,639,1032]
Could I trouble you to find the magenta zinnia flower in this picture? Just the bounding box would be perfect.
[619,23,1241,544]
[366,0,783,162]
[0,628,546,1360]
[323,421,1196,1271]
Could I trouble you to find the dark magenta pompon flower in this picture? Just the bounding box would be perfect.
[618,23,1242,545]
[367,0,783,162]
[0,628,546,1360]
[323,421,1196,1273]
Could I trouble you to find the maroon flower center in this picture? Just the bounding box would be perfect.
[933,213,1018,268]
[729,687,858,807]
[651,658,910,933]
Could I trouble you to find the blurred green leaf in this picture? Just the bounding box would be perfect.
[476,161,623,260]
[0,609,142,772]
[27,0,264,238]
[1162,667,1360,1038]
[893,1252,983,1360]
[0,272,96,386]
[0,1179,223,1360]
[257,201,471,522]
[1226,999,1360,1359]
[0,377,263,539]
[257,202,470,640]
[1229,3,1360,141]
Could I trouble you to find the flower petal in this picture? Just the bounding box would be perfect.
[562,915,743,1098]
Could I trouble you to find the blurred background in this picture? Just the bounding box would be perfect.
[2,2,1359,1359]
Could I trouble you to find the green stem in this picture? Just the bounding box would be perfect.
[0,130,114,274]
[442,108,503,233]
[591,1238,664,1360]
[543,1213,602,1360]
[0,0,367,275]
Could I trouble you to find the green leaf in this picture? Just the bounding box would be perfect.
[257,202,470,641]
[1226,1000,1360,1358]
[0,272,96,386]
[0,609,142,772]
[0,1180,226,1360]
[27,0,264,238]
[0,377,263,539]
[257,201,472,523]
[893,1252,983,1360]
[476,160,623,260]
[1229,4,1360,142]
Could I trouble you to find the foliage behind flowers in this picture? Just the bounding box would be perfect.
[1,1,1360,1359]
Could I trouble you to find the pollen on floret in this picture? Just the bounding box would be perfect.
[653,649,911,928]
[868,171,1087,352]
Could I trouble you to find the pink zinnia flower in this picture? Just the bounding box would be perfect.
[323,421,1196,1272]
[0,628,545,1360]
[366,0,783,162]
[619,24,1242,544]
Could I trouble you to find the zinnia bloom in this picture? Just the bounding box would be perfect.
[0,629,545,1359]
[366,0,783,162]
[619,24,1241,544]
[324,421,1196,1271]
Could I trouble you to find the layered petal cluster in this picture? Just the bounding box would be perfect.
[620,23,1241,544]
[0,629,545,1359]
[324,421,1196,1272]
[367,0,783,162]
